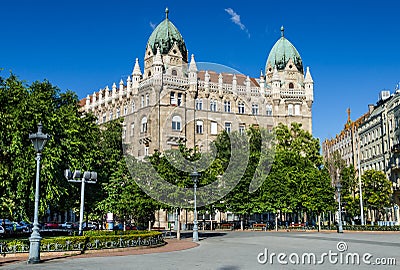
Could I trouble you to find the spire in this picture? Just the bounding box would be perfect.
[304,66,313,83]
[165,7,169,19]
[154,47,163,66]
[347,108,351,124]
[132,58,142,76]
[189,54,198,72]
[272,66,280,81]
[281,26,284,37]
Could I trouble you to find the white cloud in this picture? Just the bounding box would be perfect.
[150,21,156,30]
[225,8,250,37]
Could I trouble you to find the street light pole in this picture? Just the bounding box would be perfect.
[191,170,200,242]
[65,170,97,236]
[28,122,50,264]
[336,181,344,233]
[357,136,365,225]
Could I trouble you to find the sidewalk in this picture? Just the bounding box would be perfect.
[0,238,198,267]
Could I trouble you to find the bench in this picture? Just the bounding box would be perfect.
[252,223,267,231]
[288,223,306,231]
[151,226,173,238]
[220,223,234,230]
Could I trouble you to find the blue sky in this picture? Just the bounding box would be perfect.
[2,0,400,142]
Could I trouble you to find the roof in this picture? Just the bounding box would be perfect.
[147,8,187,61]
[265,26,303,74]
[197,70,260,87]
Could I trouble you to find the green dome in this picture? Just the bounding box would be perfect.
[265,27,303,74]
[147,8,187,62]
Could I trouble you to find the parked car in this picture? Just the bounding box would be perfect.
[19,221,33,232]
[82,222,98,230]
[59,222,74,229]
[44,222,60,229]
[0,225,5,236]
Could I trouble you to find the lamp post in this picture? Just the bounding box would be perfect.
[336,182,344,233]
[28,122,50,264]
[64,169,97,236]
[191,170,200,242]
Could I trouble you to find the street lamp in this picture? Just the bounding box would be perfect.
[336,182,344,233]
[64,169,97,235]
[28,122,50,264]
[191,170,200,242]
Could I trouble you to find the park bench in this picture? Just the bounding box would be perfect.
[252,223,267,231]
[220,223,234,230]
[288,223,306,231]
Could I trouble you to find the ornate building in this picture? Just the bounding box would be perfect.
[323,90,400,224]
[80,9,314,160]
[80,9,314,228]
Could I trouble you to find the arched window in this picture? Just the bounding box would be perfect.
[131,101,135,113]
[210,100,217,112]
[288,104,293,115]
[266,104,273,116]
[195,98,203,110]
[238,102,245,114]
[172,115,181,131]
[141,117,148,133]
[289,82,294,89]
[172,69,177,76]
[196,120,203,134]
[294,104,301,115]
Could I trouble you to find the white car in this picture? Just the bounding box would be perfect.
[0,225,5,235]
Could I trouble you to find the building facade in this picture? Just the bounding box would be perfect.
[80,9,314,227]
[323,90,400,224]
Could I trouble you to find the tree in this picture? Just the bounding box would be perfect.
[260,123,334,229]
[362,170,392,222]
[0,73,101,221]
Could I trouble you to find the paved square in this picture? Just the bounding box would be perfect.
[3,231,399,269]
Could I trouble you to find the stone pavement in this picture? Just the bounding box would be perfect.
[2,231,400,269]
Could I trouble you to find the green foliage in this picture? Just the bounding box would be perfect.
[362,170,392,221]
[0,73,100,220]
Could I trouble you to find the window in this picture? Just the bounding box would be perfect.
[131,101,135,113]
[238,102,245,114]
[144,146,149,156]
[141,95,144,107]
[289,82,294,89]
[130,123,134,137]
[124,106,128,116]
[224,101,231,113]
[239,124,245,135]
[177,93,182,106]
[172,115,181,131]
[146,94,149,106]
[172,69,177,76]
[102,114,106,123]
[141,117,148,133]
[170,92,177,105]
[266,104,273,116]
[122,127,126,138]
[294,104,301,115]
[109,111,113,121]
[116,108,120,118]
[288,104,293,115]
[225,122,232,133]
[211,122,218,135]
[195,98,203,110]
[252,104,259,115]
[210,100,217,112]
[196,120,203,134]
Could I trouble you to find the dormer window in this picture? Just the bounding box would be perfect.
[289,83,294,89]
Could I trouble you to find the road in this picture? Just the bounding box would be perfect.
[3,231,399,269]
